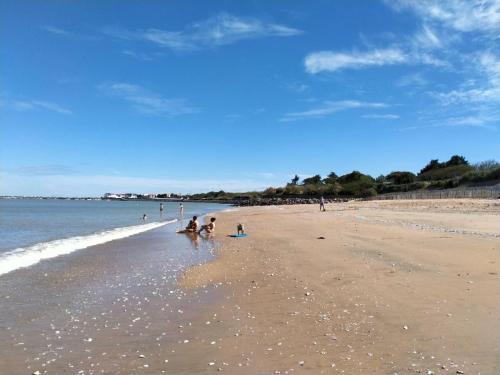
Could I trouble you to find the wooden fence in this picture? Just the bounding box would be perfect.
[366,187,500,200]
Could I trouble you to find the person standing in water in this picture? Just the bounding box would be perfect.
[160,203,164,216]
[179,203,184,218]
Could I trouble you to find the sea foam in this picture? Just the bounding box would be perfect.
[0,220,176,276]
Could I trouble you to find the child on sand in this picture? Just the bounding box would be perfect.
[198,217,216,234]
[237,223,245,235]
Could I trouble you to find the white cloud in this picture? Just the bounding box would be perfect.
[429,51,500,106]
[304,47,448,74]
[0,98,72,115]
[446,116,490,127]
[99,82,199,116]
[362,114,400,119]
[387,0,500,37]
[305,48,407,74]
[42,25,73,37]
[412,25,442,49]
[281,100,388,121]
[102,13,302,51]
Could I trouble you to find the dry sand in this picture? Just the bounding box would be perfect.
[173,199,500,374]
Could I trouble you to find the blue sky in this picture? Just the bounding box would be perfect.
[1,0,499,196]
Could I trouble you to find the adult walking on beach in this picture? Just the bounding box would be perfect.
[320,196,326,212]
[179,203,184,218]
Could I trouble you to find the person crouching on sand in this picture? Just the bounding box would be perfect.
[237,223,245,235]
[198,217,216,234]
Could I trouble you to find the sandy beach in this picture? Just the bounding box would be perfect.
[2,199,499,375]
[177,199,500,375]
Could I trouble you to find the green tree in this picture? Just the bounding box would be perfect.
[338,171,364,184]
[302,174,322,185]
[420,159,442,174]
[322,172,338,184]
[445,155,468,167]
[386,171,416,185]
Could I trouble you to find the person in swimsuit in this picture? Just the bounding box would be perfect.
[198,217,216,234]
[160,203,164,216]
[178,215,198,233]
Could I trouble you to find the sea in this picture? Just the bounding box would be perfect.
[0,199,232,373]
[0,198,229,276]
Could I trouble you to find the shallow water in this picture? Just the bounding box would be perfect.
[0,221,222,374]
[0,199,228,275]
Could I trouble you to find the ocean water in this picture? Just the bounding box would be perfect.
[0,199,228,276]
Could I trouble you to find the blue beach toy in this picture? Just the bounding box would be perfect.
[229,233,248,238]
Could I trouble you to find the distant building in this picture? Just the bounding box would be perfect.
[103,193,122,199]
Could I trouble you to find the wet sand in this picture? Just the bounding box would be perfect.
[0,223,222,375]
[178,199,500,374]
[1,199,499,374]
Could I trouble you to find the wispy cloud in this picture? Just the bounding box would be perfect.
[362,114,400,120]
[0,98,72,115]
[99,82,199,116]
[280,100,388,121]
[399,115,497,131]
[304,47,447,74]
[42,25,73,37]
[304,48,407,74]
[446,116,492,128]
[41,25,99,41]
[102,13,302,52]
[429,51,500,106]
[121,49,154,61]
[397,72,429,87]
[387,0,500,38]
[412,24,443,49]
[382,1,500,130]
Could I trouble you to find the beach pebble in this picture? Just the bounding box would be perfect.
[456,371,464,374]
[298,360,305,366]
[138,354,145,358]
[32,371,41,375]
[403,325,408,330]
[208,362,215,366]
